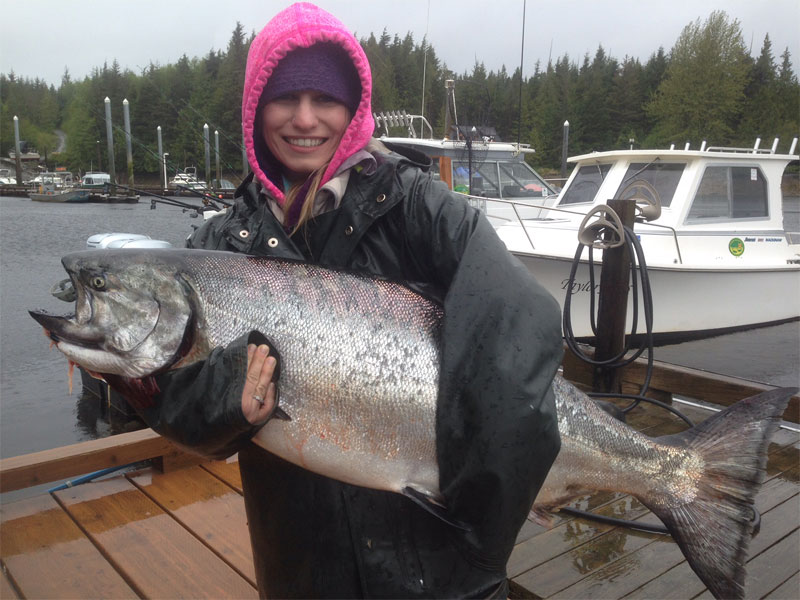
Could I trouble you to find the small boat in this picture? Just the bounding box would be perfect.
[79,172,139,203]
[169,167,208,194]
[0,168,16,185]
[29,172,90,203]
[382,124,800,341]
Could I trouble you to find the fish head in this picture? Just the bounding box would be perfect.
[30,249,195,379]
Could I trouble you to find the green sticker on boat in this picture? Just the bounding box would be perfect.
[729,238,745,256]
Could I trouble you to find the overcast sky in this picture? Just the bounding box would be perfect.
[2,0,798,88]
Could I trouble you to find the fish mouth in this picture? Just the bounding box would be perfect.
[29,309,105,349]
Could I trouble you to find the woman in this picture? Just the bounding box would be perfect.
[144,3,563,597]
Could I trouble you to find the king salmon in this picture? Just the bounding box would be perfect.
[30,249,794,599]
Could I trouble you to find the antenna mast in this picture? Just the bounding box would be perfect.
[517,0,526,148]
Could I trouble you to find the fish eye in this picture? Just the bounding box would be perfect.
[90,275,107,290]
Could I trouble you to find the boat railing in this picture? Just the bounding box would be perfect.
[465,193,685,261]
[373,111,434,139]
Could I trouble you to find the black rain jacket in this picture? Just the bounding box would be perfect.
[138,145,563,599]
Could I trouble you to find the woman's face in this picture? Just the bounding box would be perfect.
[260,90,351,181]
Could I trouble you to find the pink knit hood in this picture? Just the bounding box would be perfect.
[242,2,374,204]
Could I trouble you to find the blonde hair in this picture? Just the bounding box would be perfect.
[282,162,330,234]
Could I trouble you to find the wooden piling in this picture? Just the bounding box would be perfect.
[592,199,637,393]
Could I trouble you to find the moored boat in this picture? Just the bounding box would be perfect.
[382,129,800,341]
[29,172,90,203]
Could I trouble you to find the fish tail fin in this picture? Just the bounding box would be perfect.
[641,387,795,600]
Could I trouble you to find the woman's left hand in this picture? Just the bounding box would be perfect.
[242,343,278,424]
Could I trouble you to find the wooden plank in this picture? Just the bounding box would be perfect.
[0,493,137,599]
[201,456,244,492]
[0,428,177,493]
[512,510,662,597]
[767,572,800,600]
[511,495,647,579]
[563,347,800,422]
[553,535,685,599]
[55,475,257,599]
[128,465,255,585]
[693,528,800,600]
[624,494,799,599]
[1,569,21,599]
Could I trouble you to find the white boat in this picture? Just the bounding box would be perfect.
[384,127,800,341]
[0,168,16,185]
[169,167,208,194]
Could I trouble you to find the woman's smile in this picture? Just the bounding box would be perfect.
[261,90,351,181]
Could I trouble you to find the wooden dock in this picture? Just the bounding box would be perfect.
[1,362,798,598]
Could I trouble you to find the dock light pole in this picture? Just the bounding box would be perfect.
[157,126,164,191]
[104,97,116,183]
[162,153,169,190]
[13,116,23,184]
[203,124,211,185]
[214,130,220,188]
[560,120,569,178]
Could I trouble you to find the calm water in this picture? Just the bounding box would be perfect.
[0,196,798,460]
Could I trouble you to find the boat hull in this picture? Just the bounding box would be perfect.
[29,190,90,203]
[514,251,800,340]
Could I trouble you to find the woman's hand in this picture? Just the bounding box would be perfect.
[242,343,278,425]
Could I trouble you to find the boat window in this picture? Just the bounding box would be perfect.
[498,161,554,197]
[429,159,441,180]
[614,163,684,208]
[688,166,768,220]
[559,164,612,205]
[452,161,500,197]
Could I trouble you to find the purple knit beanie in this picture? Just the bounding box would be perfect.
[260,43,361,113]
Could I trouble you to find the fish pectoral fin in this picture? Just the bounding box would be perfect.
[527,506,556,528]
[271,406,292,421]
[402,487,471,532]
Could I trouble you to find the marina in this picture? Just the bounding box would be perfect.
[1,185,798,598]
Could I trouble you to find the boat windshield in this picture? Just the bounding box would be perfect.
[498,162,553,197]
[453,159,552,198]
[453,161,501,197]
[560,164,612,205]
[613,162,685,208]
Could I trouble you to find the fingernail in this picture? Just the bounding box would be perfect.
[258,344,269,355]
[247,343,256,353]
[266,357,276,368]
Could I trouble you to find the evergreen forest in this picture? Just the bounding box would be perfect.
[1,10,798,181]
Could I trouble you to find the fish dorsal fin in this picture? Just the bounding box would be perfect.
[402,487,471,531]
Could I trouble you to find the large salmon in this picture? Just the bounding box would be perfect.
[30,249,794,599]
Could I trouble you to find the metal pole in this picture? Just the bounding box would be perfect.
[157,126,164,191]
[104,97,116,183]
[560,120,569,178]
[13,116,23,184]
[123,99,134,186]
[203,124,211,184]
[214,130,220,188]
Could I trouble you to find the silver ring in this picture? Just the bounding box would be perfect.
[252,394,264,406]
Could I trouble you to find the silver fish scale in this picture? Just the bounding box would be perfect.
[540,376,701,508]
[186,253,443,494]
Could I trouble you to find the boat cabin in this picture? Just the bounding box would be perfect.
[375,112,557,201]
[81,172,112,188]
[493,140,800,268]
